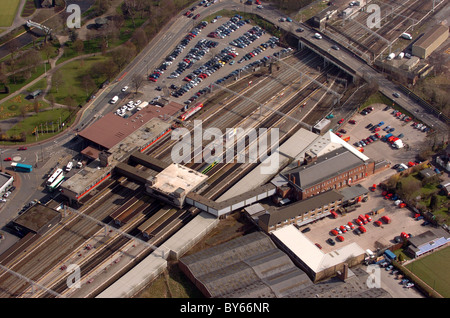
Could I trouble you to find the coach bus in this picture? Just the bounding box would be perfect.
[11,162,33,173]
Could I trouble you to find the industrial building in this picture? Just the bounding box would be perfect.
[245,184,368,233]
[10,203,61,237]
[178,231,314,298]
[178,229,390,297]
[412,24,449,59]
[271,225,365,282]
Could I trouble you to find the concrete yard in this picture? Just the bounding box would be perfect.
[339,103,429,167]
[300,189,433,254]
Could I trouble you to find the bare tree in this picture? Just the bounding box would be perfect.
[52,69,63,93]
[131,74,144,94]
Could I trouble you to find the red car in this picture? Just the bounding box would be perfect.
[338,118,344,124]
[347,222,355,229]
[374,220,382,226]
[3,157,12,161]
[336,235,345,242]
[355,218,363,226]
[315,243,322,249]
[365,214,372,222]
[349,120,356,124]
[340,225,347,233]
[358,226,367,233]
[18,146,27,150]
[331,229,339,236]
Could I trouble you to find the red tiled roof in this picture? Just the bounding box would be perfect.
[78,101,183,149]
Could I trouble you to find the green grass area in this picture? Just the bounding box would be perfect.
[361,91,415,118]
[405,246,450,297]
[4,107,74,144]
[21,0,36,18]
[0,0,21,27]
[0,94,48,121]
[50,55,109,106]
[296,1,328,22]
[0,62,50,99]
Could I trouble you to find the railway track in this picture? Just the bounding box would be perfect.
[1,44,350,298]
[327,0,435,59]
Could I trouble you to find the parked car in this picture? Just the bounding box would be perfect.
[336,235,344,242]
[315,243,322,249]
[18,146,27,150]
[327,238,336,246]
[3,157,12,161]
[301,227,311,233]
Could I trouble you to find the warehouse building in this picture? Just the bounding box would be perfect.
[178,231,314,298]
[247,184,368,233]
[412,24,449,59]
[271,225,365,282]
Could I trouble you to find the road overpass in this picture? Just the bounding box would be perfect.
[256,6,448,133]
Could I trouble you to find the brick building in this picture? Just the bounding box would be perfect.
[281,147,374,201]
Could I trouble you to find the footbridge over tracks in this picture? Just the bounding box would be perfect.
[128,150,170,172]
[186,183,276,218]
[114,151,277,218]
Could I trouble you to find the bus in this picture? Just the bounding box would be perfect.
[11,162,33,172]
[47,168,63,185]
[48,174,65,192]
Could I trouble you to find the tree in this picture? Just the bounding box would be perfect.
[73,39,84,55]
[131,74,144,94]
[33,99,40,114]
[52,69,63,93]
[81,74,95,97]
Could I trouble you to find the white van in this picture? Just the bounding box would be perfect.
[65,161,73,172]
[401,33,412,40]
[110,96,119,104]
[314,33,322,39]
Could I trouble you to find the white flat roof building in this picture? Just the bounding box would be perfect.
[271,225,365,282]
[146,163,208,208]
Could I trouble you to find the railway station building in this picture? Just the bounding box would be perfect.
[62,117,171,204]
[145,163,208,208]
[278,130,374,201]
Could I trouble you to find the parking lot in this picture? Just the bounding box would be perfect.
[338,103,429,168]
[301,189,432,255]
[115,14,292,116]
